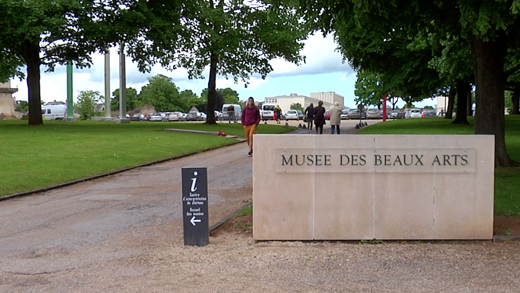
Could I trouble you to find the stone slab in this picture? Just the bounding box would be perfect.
[253,135,494,240]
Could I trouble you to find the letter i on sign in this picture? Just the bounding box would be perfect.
[191,172,198,192]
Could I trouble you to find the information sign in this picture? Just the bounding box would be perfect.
[182,167,209,246]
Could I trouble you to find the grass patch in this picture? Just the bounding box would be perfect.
[360,116,520,217]
[235,205,253,217]
[233,205,253,232]
[0,120,294,197]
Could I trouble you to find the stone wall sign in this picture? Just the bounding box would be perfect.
[253,135,494,240]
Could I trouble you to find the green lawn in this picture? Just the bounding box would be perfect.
[0,120,295,197]
[360,115,520,217]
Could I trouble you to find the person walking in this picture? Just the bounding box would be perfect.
[227,104,236,123]
[313,101,326,134]
[329,102,341,134]
[304,103,314,130]
[276,105,282,124]
[241,97,261,157]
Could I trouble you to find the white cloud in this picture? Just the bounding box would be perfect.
[269,33,354,77]
[11,33,355,103]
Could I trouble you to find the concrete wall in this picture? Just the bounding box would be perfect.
[253,135,494,240]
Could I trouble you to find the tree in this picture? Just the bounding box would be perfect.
[75,90,102,120]
[200,87,239,112]
[217,88,240,105]
[290,103,303,111]
[0,0,120,125]
[139,75,184,112]
[111,88,140,111]
[292,0,520,167]
[15,101,29,113]
[126,0,308,124]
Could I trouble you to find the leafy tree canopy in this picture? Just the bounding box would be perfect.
[125,0,309,124]
[111,88,140,111]
[75,90,102,120]
[138,74,183,112]
[0,0,139,125]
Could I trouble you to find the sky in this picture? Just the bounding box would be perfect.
[9,33,435,109]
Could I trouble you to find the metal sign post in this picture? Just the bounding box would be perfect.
[182,167,209,246]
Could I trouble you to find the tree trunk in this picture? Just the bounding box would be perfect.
[21,40,43,125]
[512,88,519,115]
[472,33,514,167]
[445,86,455,119]
[452,81,469,124]
[206,50,218,124]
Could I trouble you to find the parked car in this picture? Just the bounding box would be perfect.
[347,109,366,119]
[297,110,304,120]
[366,108,380,119]
[130,113,141,121]
[424,110,437,117]
[409,109,422,118]
[168,112,182,121]
[285,110,299,120]
[148,113,163,121]
[185,111,205,121]
[340,109,349,120]
[391,110,405,119]
[379,108,391,119]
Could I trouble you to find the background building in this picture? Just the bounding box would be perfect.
[263,92,345,114]
[435,95,448,115]
[310,92,344,108]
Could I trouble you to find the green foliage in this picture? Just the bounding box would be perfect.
[290,103,303,111]
[15,101,29,113]
[139,75,184,112]
[218,88,240,104]
[235,205,253,217]
[0,0,129,125]
[126,0,308,124]
[111,88,140,111]
[291,0,520,166]
[75,90,102,120]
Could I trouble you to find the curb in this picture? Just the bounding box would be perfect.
[210,202,252,232]
[493,235,520,242]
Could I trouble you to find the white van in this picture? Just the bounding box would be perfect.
[261,103,277,121]
[221,104,242,121]
[41,102,67,120]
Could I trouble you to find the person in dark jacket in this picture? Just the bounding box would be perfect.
[304,103,314,130]
[241,97,261,157]
[313,101,326,134]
